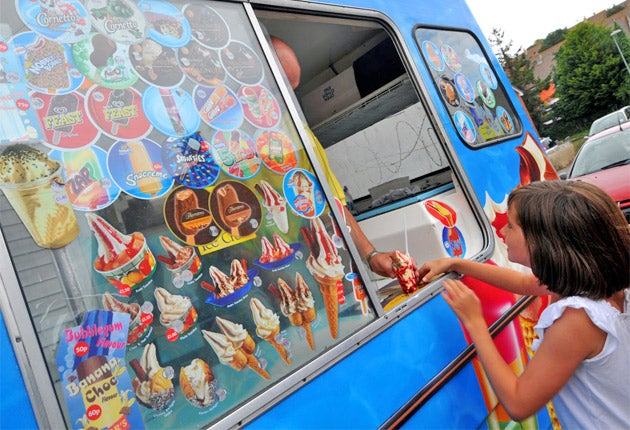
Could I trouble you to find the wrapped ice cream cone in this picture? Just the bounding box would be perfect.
[245,352,270,379]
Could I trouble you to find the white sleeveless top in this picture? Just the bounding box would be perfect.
[531,289,630,428]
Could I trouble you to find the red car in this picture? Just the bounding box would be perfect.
[562,122,630,222]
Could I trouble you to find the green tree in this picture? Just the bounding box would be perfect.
[489,29,547,134]
[553,22,630,134]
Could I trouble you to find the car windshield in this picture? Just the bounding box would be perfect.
[570,131,630,177]
[589,111,627,135]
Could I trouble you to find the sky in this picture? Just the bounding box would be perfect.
[465,0,623,51]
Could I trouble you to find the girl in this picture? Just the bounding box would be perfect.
[418,180,630,427]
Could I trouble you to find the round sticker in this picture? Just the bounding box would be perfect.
[164,186,219,246]
[183,4,230,49]
[85,85,152,139]
[422,40,444,72]
[211,129,262,179]
[107,138,173,199]
[477,79,496,108]
[238,85,281,129]
[177,39,225,86]
[12,32,84,94]
[129,40,184,88]
[209,181,262,238]
[31,91,100,150]
[438,77,459,107]
[142,86,200,137]
[454,110,477,144]
[255,130,299,174]
[72,33,138,89]
[442,226,466,258]
[162,132,221,189]
[283,168,325,219]
[441,44,462,73]
[49,146,121,211]
[193,85,243,130]
[138,0,192,48]
[85,0,147,45]
[16,0,91,44]
[220,41,263,86]
[496,106,514,134]
[480,62,498,90]
[454,73,475,104]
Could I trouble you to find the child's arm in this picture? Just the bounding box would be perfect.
[442,279,602,420]
[419,257,550,296]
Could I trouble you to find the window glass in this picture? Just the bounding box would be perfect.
[415,27,522,147]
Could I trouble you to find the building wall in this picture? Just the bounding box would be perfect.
[526,1,630,81]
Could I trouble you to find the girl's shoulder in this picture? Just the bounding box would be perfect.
[532,290,630,356]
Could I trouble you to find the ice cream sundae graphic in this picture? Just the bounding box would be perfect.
[250,298,291,365]
[301,217,345,339]
[130,343,174,410]
[203,316,270,379]
[254,233,299,271]
[102,293,151,345]
[255,180,288,233]
[86,213,156,295]
[277,273,317,350]
[153,287,197,335]
[202,259,256,306]
[157,235,202,287]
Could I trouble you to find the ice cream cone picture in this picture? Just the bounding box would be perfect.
[277,273,317,350]
[391,251,419,294]
[250,298,291,365]
[154,287,197,336]
[204,316,270,380]
[254,180,288,233]
[301,217,345,339]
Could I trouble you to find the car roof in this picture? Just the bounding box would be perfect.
[586,120,630,142]
[589,106,630,136]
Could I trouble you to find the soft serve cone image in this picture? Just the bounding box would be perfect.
[250,298,290,365]
[179,358,217,408]
[278,277,314,350]
[87,213,156,293]
[301,217,345,339]
[130,343,174,410]
[216,316,270,380]
[203,330,249,374]
[154,287,197,334]
[254,180,288,233]
[0,144,79,248]
[288,170,315,217]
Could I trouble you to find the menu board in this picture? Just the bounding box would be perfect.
[0,1,376,428]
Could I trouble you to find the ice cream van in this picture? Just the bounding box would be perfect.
[0,0,559,428]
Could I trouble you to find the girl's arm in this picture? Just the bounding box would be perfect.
[419,258,550,296]
[442,279,604,420]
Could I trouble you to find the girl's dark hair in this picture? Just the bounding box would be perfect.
[508,181,630,300]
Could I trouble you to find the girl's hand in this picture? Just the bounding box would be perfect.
[441,278,485,332]
[417,258,454,283]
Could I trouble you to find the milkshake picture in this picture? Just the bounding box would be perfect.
[0,144,79,248]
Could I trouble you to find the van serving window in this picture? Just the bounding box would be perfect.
[415,27,522,147]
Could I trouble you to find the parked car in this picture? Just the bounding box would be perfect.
[588,106,630,136]
[562,122,630,222]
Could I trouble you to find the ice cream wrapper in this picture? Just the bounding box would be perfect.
[56,310,145,430]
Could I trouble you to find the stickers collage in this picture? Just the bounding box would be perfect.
[419,34,519,146]
[0,1,374,428]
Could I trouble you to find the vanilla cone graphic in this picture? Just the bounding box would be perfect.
[250,298,290,365]
[212,317,270,380]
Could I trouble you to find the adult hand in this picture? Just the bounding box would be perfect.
[368,251,397,278]
[441,278,485,333]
